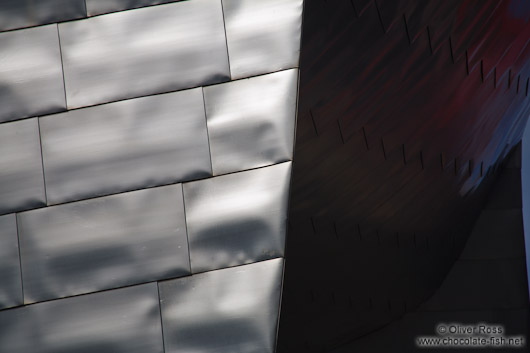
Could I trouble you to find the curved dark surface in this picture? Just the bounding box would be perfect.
[278,0,530,351]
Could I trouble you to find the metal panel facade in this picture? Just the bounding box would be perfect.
[183,162,291,273]
[86,0,179,16]
[17,185,190,304]
[59,0,230,109]
[204,69,298,175]
[0,25,66,123]
[0,283,164,353]
[0,118,46,215]
[39,88,212,205]
[0,214,23,309]
[222,0,303,79]
[159,258,284,353]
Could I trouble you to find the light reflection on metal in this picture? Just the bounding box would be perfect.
[0,214,23,309]
[86,0,180,16]
[59,0,230,109]
[0,118,46,215]
[159,258,283,353]
[183,162,291,273]
[17,184,190,304]
[39,88,212,205]
[0,25,65,123]
[222,0,303,79]
[204,69,298,175]
[0,283,164,353]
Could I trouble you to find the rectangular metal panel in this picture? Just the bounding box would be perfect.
[0,283,164,353]
[59,0,230,109]
[86,0,180,16]
[18,185,190,304]
[159,258,284,353]
[40,88,212,205]
[0,0,86,32]
[183,162,291,273]
[0,118,46,215]
[0,214,23,309]
[0,25,66,123]
[204,69,298,175]
[222,0,303,79]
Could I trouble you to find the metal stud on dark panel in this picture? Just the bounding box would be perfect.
[0,0,86,32]
[0,25,66,123]
[204,69,298,175]
[18,184,190,304]
[159,258,284,353]
[0,283,164,353]
[59,0,230,109]
[0,118,46,215]
[183,162,291,273]
[0,214,23,310]
[222,0,304,79]
[39,88,212,205]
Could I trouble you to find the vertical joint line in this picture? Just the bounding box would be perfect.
[37,118,48,205]
[180,184,192,273]
[516,75,520,94]
[448,36,455,63]
[15,214,25,304]
[156,283,167,353]
[200,88,215,176]
[403,14,411,45]
[381,138,387,160]
[419,151,424,170]
[220,0,233,80]
[310,109,319,136]
[426,26,433,54]
[56,24,68,110]
[480,60,484,83]
[337,119,345,144]
[362,126,369,150]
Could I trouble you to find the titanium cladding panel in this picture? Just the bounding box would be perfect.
[183,162,291,273]
[0,118,46,215]
[86,0,179,16]
[0,0,86,32]
[17,185,190,304]
[0,214,23,309]
[0,283,164,353]
[204,69,298,175]
[0,25,66,123]
[39,88,212,205]
[59,0,230,109]
[159,258,284,353]
[222,0,304,79]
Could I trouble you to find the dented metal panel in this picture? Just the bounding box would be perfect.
[0,214,23,309]
[59,0,230,109]
[0,0,86,32]
[0,25,66,123]
[0,118,46,215]
[183,162,291,273]
[17,185,190,304]
[86,0,179,16]
[39,88,212,205]
[222,0,303,79]
[159,258,284,353]
[204,69,298,175]
[0,283,164,353]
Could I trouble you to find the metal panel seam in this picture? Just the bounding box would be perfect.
[220,0,233,80]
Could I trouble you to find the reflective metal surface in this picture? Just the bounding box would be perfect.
[0,25,66,123]
[222,0,303,79]
[159,258,283,353]
[59,0,230,109]
[18,185,190,304]
[0,214,23,309]
[183,162,291,273]
[204,69,298,175]
[0,283,164,353]
[0,118,46,215]
[0,0,85,32]
[86,0,179,16]
[39,88,212,205]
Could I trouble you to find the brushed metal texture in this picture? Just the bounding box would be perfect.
[0,283,164,353]
[0,118,46,215]
[86,0,179,16]
[0,0,86,32]
[17,184,190,304]
[39,88,212,205]
[0,214,23,309]
[159,258,284,353]
[183,162,291,273]
[59,0,230,109]
[222,0,303,79]
[0,25,66,123]
[204,69,298,175]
